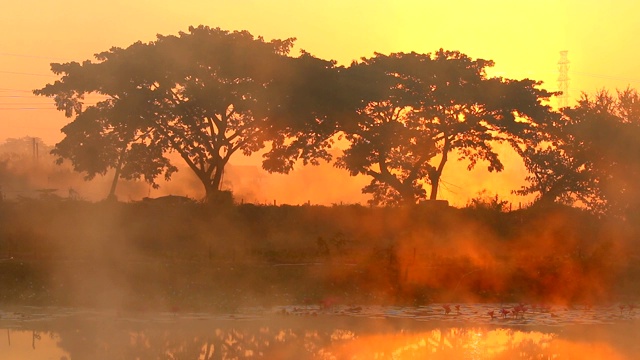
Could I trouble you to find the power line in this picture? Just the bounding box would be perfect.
[0,107,58,110]
[572,71,640,84]
[0,70,56,77]
[0,102,59,105]
[492,67,640,86]
[440,178,463,190]
[0,88,34,93]
[0,104,55,107]
[0,52,71,62]
[438,181,458,195]
[0,103,98,110]
[0,92,109,100]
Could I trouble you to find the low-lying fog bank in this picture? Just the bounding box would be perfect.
[0,199,638,311]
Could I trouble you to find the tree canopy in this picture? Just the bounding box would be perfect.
[35,26,338,201]
[335,50,557,206]
[518,88,640,217]
[38,25,638,215]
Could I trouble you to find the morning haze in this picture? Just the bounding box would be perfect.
[0,1,640,359]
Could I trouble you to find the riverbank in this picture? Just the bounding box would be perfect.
[0,199,639,311]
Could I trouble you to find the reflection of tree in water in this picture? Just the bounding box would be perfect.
[334,327,556,360]
[126,327,336,360]
[43,322,566,359]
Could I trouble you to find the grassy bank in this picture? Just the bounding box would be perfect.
[0,199,638,311]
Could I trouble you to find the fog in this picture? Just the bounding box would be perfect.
[1,136,639,359]
[0,193,637,311]
[0,138,530,207]
[2,1,640,358]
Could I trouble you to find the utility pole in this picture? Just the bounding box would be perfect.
[32,137,39,162]
[558,50,570,108]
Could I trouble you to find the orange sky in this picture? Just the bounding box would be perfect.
[2,0,640,205]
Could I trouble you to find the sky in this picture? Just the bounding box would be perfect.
[1,0,640,205]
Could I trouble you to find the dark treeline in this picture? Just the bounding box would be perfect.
[32,25,640,218]
[0,200,638,309]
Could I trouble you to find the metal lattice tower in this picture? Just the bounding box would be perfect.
[557,50,570,108]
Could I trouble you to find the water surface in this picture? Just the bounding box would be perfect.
[1,303,638,359]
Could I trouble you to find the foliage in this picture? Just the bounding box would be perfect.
[335,52,436,204]
[261,52,353,174]
[336,50,557,206]
[517,88,640,216]
[514,146,592,207]
[466,190,510,212]
[35,26,338,201]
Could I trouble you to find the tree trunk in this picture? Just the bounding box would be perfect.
[204,166,232,204]
[204,184,217,203]
[107,166,121,201]
[400,186,417,205]
[211,166,224,192]
[429,138,450,201]
[429,175,440,200]
[204,187,233,205]
[107,151,125,201]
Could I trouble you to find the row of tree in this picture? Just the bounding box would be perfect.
[34,26,640,217]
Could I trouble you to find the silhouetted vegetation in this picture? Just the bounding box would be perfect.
[32,26,640,219]
[336,51,556,205]
[517,88,640,217]
[34,26,342,203]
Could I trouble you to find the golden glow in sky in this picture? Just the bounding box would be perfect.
[1,0,640,204]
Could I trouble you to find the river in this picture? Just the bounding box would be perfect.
[0,303,639,359]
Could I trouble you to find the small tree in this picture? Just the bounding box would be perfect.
[467,190,509,212]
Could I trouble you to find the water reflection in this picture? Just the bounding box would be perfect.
[0,330,68,359]
[0,309,638,359]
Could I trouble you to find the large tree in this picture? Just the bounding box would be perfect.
[517,88,640,216]
[336,50,557,206]
[35,26,336,201]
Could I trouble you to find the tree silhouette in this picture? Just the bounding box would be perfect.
[515,145,596,206]
[35,26,335,202]
[34,40,178,200]
[518,88,640,216]
[336,50,556,205]
[335,52,437,204]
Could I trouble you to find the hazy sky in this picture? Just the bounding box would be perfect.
[1,0,639,204]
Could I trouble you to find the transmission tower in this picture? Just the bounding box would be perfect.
[557,50,570,108]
